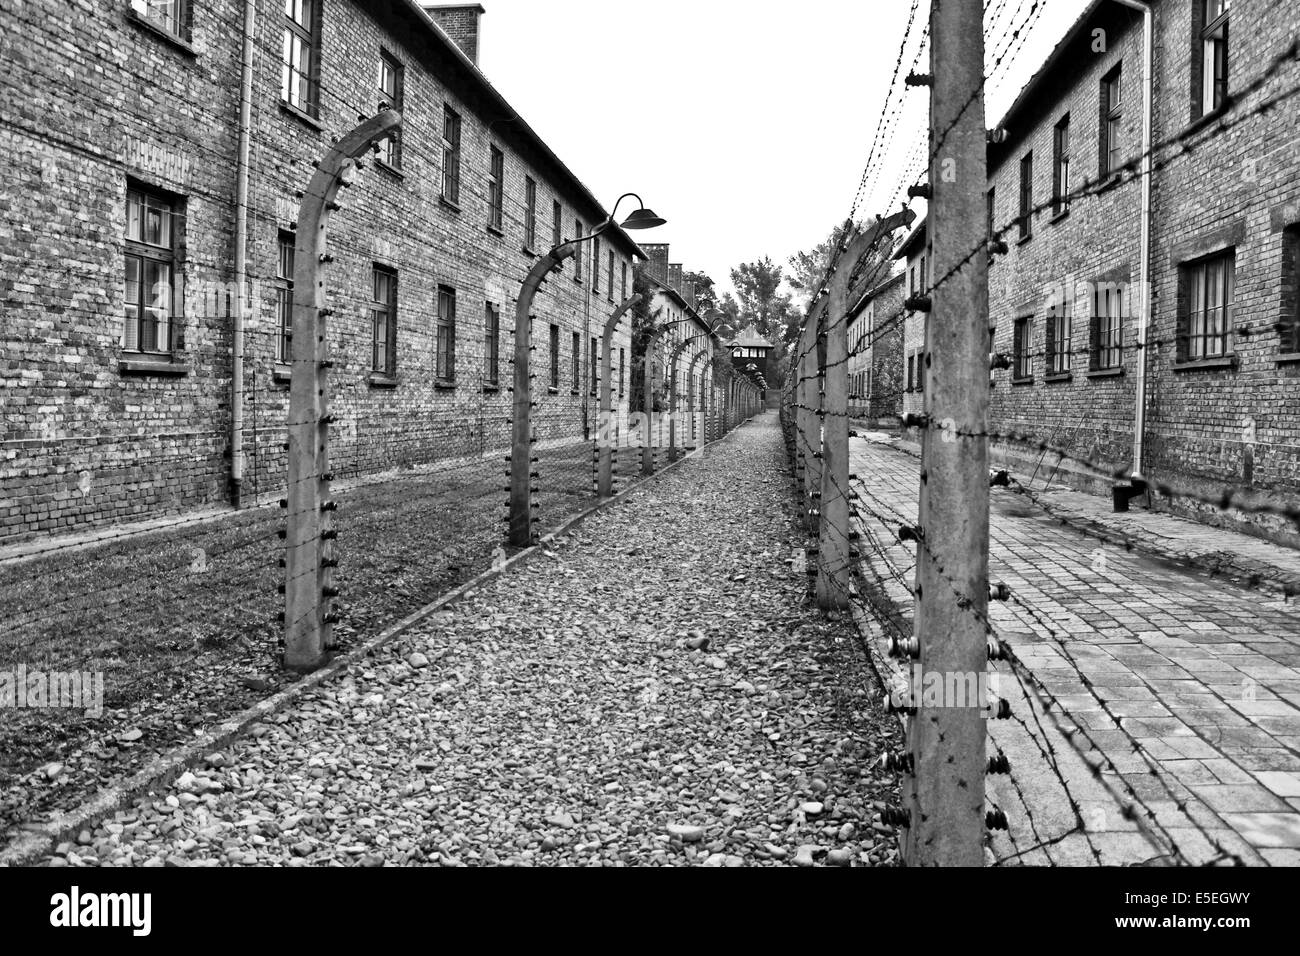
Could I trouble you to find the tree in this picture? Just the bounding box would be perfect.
[683,269,717,313]
[789,220,895,302]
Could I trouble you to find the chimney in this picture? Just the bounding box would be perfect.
[421,4,486,65]
[642,243,670,285]
[668,263,683,296]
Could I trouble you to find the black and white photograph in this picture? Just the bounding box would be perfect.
[0,0,1296,936]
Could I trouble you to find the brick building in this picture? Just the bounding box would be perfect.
[895,219,930,424]
[899,0,1300,544]
[847,271,905,423]
[0,1,645,543]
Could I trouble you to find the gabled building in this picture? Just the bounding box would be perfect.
[847,271,905,424]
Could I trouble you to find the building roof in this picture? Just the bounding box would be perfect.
[987,0,1141,171]
[730,326,774,349]
[387,1,645,261]
[848,271,905,322]
[894,218,928,260]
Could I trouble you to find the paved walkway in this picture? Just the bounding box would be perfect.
[42,413,902,868]
[850,435,1300,866]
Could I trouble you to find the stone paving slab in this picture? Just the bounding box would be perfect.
[848,436,1300,865]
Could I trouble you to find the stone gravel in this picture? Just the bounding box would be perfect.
[43,413,901,867]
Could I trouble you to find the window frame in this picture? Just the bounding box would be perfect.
[441,105,462,206]
[275,230,295,364]
[376,50,404,169]
[591,236,601,293]
[1101,64,1123,177]
[370,265,398,377]
[524,176,537,251]
[1018,152,1034,241]
[123,183,181,355]
[1195,0,1231,119]
[1052,114,1071,218]
[1090,284,1125,371]
[607,250,615,301]
[281,0,321,119]
[135,0,189,40]
[1013,316,1033,382]
[435,284,457,384]
[1047,288,1071,375]
[549,322,560,390]
[484,301,500,387]
[1180,250,1235,362]
[590,335,599,395]
[487,145,505,234]
[571,330,581,394]
[619,347,625,398]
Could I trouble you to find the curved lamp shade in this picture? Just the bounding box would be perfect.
[620,207,667,230]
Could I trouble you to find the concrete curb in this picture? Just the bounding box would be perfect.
[0,431,730,867]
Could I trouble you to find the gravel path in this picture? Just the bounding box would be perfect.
[45,412,900,867]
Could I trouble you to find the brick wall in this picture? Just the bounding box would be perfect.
[0,0,638,543]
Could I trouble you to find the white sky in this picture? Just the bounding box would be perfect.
[475,0,1094,302]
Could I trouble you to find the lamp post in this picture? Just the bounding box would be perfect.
[508,194,665,547]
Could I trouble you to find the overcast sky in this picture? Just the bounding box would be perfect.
[475,0,1093,302]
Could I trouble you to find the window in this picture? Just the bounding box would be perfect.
[987,187,996,240]
[436,285,456,383]
[621,261,628,301]
[524,177,537,250]
[487,146,504,233]
[619,347,625,397]
[275,231,295,363]
[1052,115,1070,217]
[1013,317,1033,381]
[906,354,915,392]
[1181,251,1234,361]
[607,250,615,300]
[484,302,500,386]
[549,323,559,389]
[281,0,319,118]
[1196,0,1231,118]
[1101,65,1122,177]
[371,266,397,376]
[571,331,581,392]
[137,0,187,37]
[552,200,562,249]
[441,105,462,205]
[1091,283,1124,370]
[1018,152,1033,240]
[377,51,403,168]
[574,221,584,281]
[124,185,179,353]
[917,350,925,393]
[591,236,601,293]
[1047,288,1071,375]
[590,336,599,395]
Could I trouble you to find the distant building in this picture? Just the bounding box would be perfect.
[848,272,905,423]
[728,327,775,402]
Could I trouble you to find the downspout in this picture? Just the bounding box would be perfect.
[230,0,256,507]
[1112,0,1153,482]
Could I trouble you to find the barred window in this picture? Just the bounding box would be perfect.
[621,261,628,301]
[591,336,599,395]
[436,285,456,383]
[281,0,320,117]
[552,200,562,249]
[591,236,601,293]
[488,146,504,233]
[371,266,397,375]
[275,231,295,363]
[575,221,584,281]
[607,250,615,300]
[619,347,625,398]
[124,185,180,353]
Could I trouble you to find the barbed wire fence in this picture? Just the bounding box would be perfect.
[782,0,1300,866]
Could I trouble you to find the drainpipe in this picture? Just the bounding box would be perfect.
[230,0,256,508]
[1112,0,1153,484]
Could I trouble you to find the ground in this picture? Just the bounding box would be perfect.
[849,434,1300,865]
[34,414,902,867]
